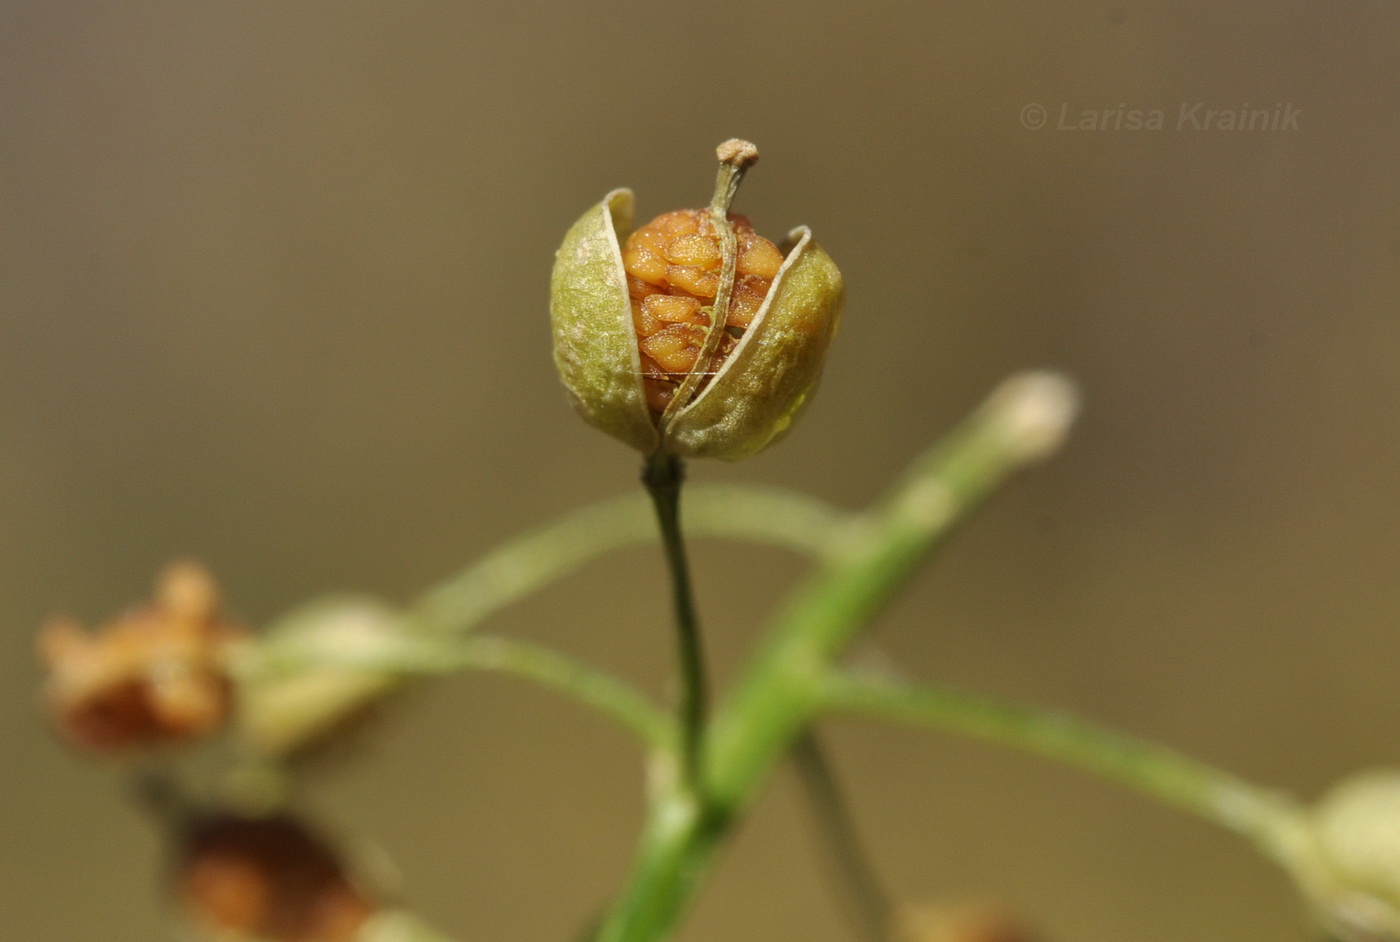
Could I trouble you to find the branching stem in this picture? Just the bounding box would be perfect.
[820,670,1306,857]
[597,373,1081,942]
[246,632,672,750]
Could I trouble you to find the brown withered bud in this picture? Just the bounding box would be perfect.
[37,560,244,752]
[176,812,376,942]
[895,903,1043,942]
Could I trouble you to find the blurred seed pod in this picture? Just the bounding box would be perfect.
[1288,771,1400,941]
[233,597,407,758]
[550,141,843,461]
[176,812,377,942]
[37,561,244,753]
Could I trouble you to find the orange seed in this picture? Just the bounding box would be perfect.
[622,208,785,416]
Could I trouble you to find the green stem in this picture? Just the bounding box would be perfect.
[643,452,709,796]
[434,635,673,750]
[792,732,891,942]
[593,793,726,942]
[708,373,1080,808]
[242,485,847,758]
[820,670,1304,856]
[409,484,849,639]
[248,633,672,750]
[596,373,1080,942]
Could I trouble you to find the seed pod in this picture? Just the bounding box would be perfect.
[176,812,377,942]
[1293,772,1400,941]
[550,142,843,461]
[235,597,406,758]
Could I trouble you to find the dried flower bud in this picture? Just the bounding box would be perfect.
[37,560,244,752]
[551,140,842,461]
[176,812,376,942]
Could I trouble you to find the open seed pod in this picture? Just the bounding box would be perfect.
[550,143,843,461]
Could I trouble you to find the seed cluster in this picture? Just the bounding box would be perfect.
[622,208,785,414]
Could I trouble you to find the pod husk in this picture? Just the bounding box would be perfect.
[666,226,843,460]
[550,189,659,455]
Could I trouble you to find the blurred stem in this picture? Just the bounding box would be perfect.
[412,634,672,750]
[242,484,845,759]
[707,374,1079,807]
[409,484,851,639]
[643,451,709,797]
[792,732,891,942]
[596,373,1079,942]
[253,633,672,749]
[821,670,1306,855]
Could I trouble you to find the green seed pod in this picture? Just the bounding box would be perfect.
[550,143,843,461]
[1300,772,1400,940]
[234,597,406,757]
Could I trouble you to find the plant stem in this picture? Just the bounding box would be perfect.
[596,373,1080,942]
[242,485,846,759]
[820,670,1305,856]
[593,793,726,942]
[644,451,709,795]
[409,484,849,640]
[247,632,672,749]
[421,635,674,750]
[792,732,891,942]
[708,373,1080,808]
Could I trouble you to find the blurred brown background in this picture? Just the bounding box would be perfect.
[3,2,1399,940]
